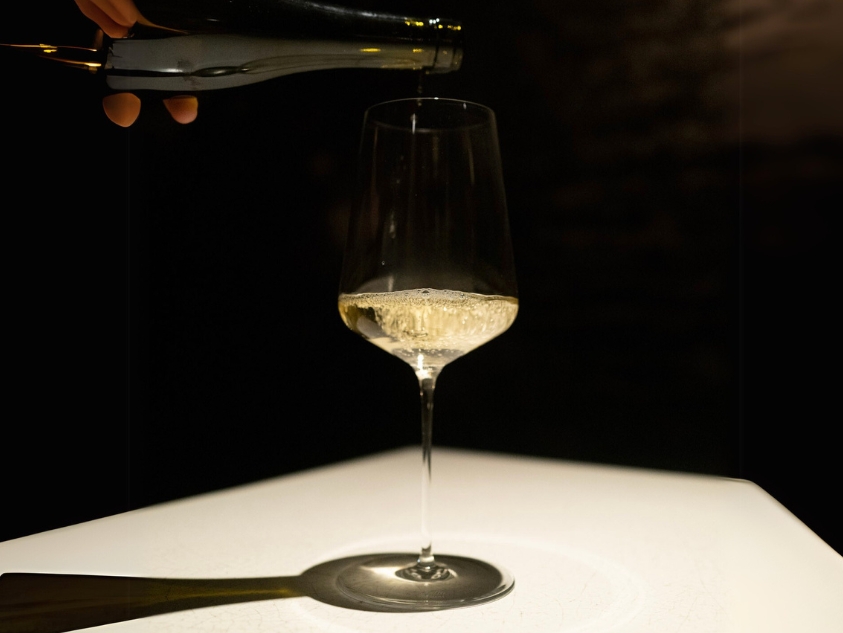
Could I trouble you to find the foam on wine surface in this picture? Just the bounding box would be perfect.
[338,288,518,371]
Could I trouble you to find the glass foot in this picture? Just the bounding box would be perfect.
[336,553,514,611]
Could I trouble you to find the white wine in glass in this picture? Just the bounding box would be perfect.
[337,97,518,611]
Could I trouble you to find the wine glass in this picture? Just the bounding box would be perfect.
[337,97,518,611]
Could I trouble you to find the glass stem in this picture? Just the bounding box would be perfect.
[397,370,449,582]
[418,374,437,568]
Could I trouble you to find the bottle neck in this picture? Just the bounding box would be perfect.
[104,34,461,92]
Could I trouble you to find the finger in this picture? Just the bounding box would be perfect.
[92,29,104,50]
[98,0,139,27]
[77,0,135,27]
[163,96,199,124]
[103,93,141,127]
[74,0,130,38]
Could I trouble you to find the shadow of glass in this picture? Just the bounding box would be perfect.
[0,553,416,633]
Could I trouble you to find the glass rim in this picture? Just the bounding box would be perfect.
[363,97,496,133]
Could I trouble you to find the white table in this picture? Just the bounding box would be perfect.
[2,447,841,632]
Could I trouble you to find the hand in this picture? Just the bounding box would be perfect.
[74,0,199,127]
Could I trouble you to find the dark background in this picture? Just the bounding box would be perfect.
[3,0,839,555]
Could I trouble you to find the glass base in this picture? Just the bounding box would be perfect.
[336,553,514,612]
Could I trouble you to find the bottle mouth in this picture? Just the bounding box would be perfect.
[430,45,463,74]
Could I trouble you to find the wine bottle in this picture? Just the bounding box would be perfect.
[2,0,463,93]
